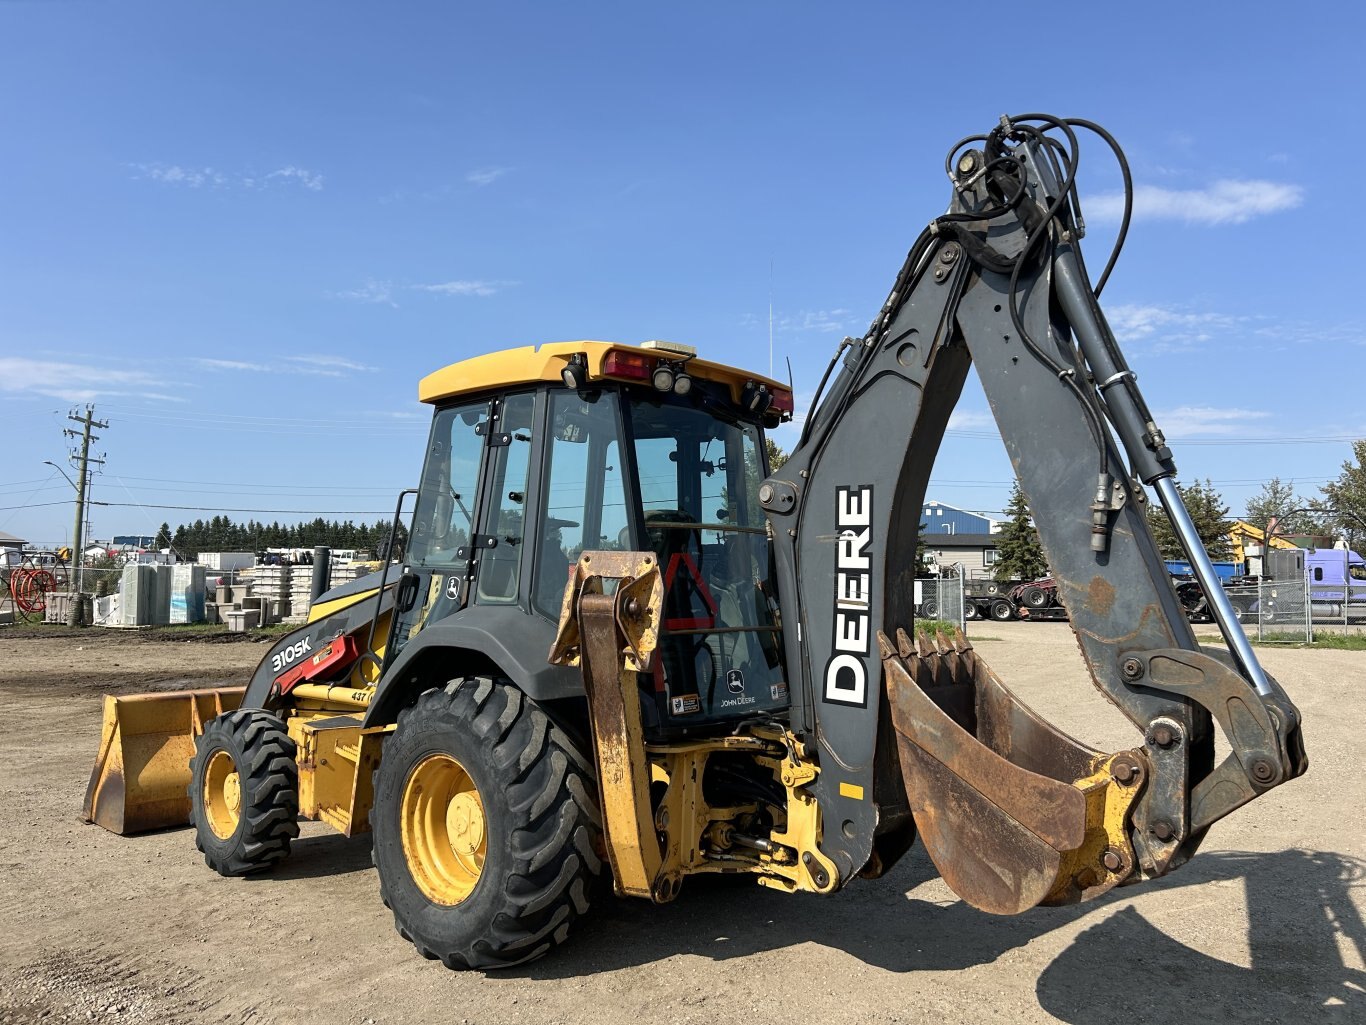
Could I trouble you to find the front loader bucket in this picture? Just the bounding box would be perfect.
[880,628,1145,915]
[82,688,245,834]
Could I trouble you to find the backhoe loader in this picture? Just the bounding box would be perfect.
[84,113,1306,969]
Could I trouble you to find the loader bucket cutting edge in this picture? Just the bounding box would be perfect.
[879,627,1145,915]
[82,687,246,835]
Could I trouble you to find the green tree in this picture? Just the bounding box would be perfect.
[765,438,788,472]
[1245,478,1330,540]
[153,521,171,552]
[1321,440,1366,551]
[993,481,1048,582]
[1146,478,1232,561]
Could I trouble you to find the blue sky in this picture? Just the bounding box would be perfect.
[2,1,1363,547]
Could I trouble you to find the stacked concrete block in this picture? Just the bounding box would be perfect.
[224,608,261,632]
[45,592,76,624]
[92,594,119,626]
[288,571,316,622]
[198,552,255,573]
[169,564,207,624]
[148,564,173,626]
[117,564,155,626]
[245,565,291,624]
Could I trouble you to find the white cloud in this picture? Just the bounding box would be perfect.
[466,167,508,187]
[783,309,855,334]
[1086,179,1303,226]
[746,309,857,336]
[0,357,176,402]
[283,355,378,374]
[411,280,513,297]
[1153,405,1270,437]
[1106,303,1241,344]
[190,355,374,378]
[133,164,229,189]
[947,410,996,432]
[131,162,325,192]
[265,166,324,191]
[195,358,271,372]
[331,280,397,306]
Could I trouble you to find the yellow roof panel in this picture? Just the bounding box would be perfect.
[418,340,788,405]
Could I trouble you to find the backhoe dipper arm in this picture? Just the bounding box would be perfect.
[761,114,1306,900]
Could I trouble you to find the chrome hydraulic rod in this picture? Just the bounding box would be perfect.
[1154,475,1276,698]
[1053,242,1280,701]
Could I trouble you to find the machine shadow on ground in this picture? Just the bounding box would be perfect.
[514,846,1364,1022]
[270,831,375,880]
[232,821,1365,1021]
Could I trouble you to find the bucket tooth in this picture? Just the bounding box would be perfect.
[880,628,1143,914]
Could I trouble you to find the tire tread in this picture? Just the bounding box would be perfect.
[371,677,601,970]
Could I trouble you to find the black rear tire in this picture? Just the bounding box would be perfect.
[189,710,299,876]
[964,602,979,621]
[370,678,602,970]
[1021,586,1050,609]
[990,599,1015,621]
[921,600,939,618]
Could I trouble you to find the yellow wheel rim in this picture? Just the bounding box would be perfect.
[400,754,487,906]
[203,749,242,840]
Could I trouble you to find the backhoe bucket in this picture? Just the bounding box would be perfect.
[880,628,1145,915]
[82,688,246,834]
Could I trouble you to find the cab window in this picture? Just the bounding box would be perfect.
[475,393,536,605]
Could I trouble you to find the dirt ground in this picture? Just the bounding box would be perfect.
[0,622,1361,1025]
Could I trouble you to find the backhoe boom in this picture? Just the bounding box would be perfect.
[760,113,1306,905]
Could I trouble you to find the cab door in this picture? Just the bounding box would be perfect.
[385,398,491,666]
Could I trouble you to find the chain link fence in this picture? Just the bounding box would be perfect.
[1256,574,1311,643]
[916,570,965,630]
[1306,581,1366,638]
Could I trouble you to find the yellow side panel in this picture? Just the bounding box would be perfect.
[307,587,380,623]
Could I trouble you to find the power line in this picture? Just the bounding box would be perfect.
[98,501,400,514]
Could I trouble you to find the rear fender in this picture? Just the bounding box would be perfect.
[361,606,582,727]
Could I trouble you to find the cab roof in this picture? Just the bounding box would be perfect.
[418,340,789,406]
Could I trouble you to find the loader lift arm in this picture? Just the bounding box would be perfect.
[760,113,1306,908]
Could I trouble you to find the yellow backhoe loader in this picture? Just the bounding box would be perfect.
[84,113,1306,969]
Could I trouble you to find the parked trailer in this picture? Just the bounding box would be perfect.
[962,578,1019,622]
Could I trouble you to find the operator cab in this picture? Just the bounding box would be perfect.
[387,341,794,737]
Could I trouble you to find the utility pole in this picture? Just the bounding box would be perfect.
[64,405,108,598]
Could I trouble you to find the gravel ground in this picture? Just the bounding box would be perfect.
[0,622,1361,1025]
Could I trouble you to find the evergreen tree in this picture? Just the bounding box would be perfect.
[1146,478,1232,561]
[993,481,1048,582]
[765,438,788,472]
[153,522,171,551]
[1245,478,1329,539]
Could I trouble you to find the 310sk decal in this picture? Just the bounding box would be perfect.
[271,636,313,675]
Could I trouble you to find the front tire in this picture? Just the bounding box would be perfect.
[189,710,299,876]
[371,678,602,970]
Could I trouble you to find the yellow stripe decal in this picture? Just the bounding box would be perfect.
[839,782,865,800]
